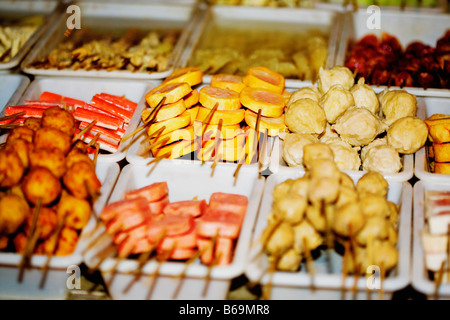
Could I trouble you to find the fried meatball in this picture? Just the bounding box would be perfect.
[41,106,76,137]
[302,142,334,170]
[34,126,72,155]
[0,149,24,188]
[23,117,41,132]
[24,206,58,240]
[57,191,92,230]
[63,161,101,199]
[21,166,62,205]
[6,126,34,144]
[0,194,30,235]
[29,148,67,178]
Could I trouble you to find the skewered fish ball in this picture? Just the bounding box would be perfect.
[317,65,355,94]
[319,84,355,124]
[23,117,41,132]
[305,203,332,233]
[57,191,91,230]
[387,201,399,226]
[308,158,341,181]
[292,219,323,254]
[4,138,31,168]
[287,86,321,107]
[262,221,295,256]
[350,77,380,115]
[339,171,356,189]
[0,149,25,188]
[372,240,398,273]
[276,248,303,272]
[359,194,391,218]
[34,126,72,155]
[308,177,340,205]
[355,216,389,246]
[272,178,294,202]
[335,185,359,209]
[272,195,307,225]
[21,166,62,205]
[36,227,79,256]
[356,171,389,198]
[285,98,327,135]
[302,142,334,170]
[29,148,67,178]
[6,126,34,144]
[63,161,101,199]
[0,194,30,235]
[289,176,310,198]
[282,132,318,167]
[24,206,58,240]
[332,201,366,238]
[41,106,76,137]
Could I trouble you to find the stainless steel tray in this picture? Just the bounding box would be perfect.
[21,1,202,80]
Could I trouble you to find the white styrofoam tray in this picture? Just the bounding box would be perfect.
[176,5,343,88]
[83,161,266,300]
[21,1,201,80]
[412,180,450,299]
[314,0,448,13]
[0,161,120,300]
[0,76,158,163]
[415,97,450,182]
[0,0,61,70]
[335,10,450,98]
[245,172,412,300]
[0,74,30,109]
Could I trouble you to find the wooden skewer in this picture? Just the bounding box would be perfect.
[261,250,281,300]
[106,234,133,288]
[201,103,219,138]
[321,200,333,274]
[202,231,221,298]
[93,142,100,168]
[378,261,385,300]
[233,136,248,186]
[434,260,446,300]
[146,243,176,300]
[146,125,167,141]
[18,198,43,282]
[0,111,25,122]
[303,237,316,293]
[351,262,362,300]
[258,128,268,176]
[172,249,204,299]
[85,132,101,150]
[72,120,97,142]
[0,123,21,130]
[145,137,171,155]
[340,237,351,300]
[210,119,224,176]
[366,234,375,301]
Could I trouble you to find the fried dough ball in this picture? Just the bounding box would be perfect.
[362,144,402,174]
[386,116,428,154]
[21,166,62,205]
[355,216,389,246]
[360,137,387,162]
[284,98,326,135]
[272,195,307,225]
[317,66,355,94]
[262,222,295,256]
[57,191,92,230]
[356,171,389,198]
[276,248,302,272]
[66,152,94,171]
[308,158,341,181]
[332,107,388,147]
[359,194,391,218]
[63,161,101,199]
[0,194,30,235]
[36,227,79,256]
[24,206,58,240]
[302,142,334,170]
[287,86,321,107]
[13,232,27,254]
[319,84,355,123]
[282,132,318,167]
[292,219,323,254]
[289,176,310,198]
[335,185,359,209]
[323,137,361,171]
[350,77,380,115]
[41,106,76,137]
[305,202,333,233]
[34,127,72,155]
[308,177,340,205]
[0,149,24,188]
[272,178,295,202]
[332,201,366,237]
[380,90,417,125]
[23,117,41,132]
[29,148,67,178]
[4,138,31,168]
[6,126,34,144]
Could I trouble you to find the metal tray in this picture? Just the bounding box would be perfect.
[176,5,344,88]
[335,9,450,98]
[21,1,202,80]
[0,0,62,70]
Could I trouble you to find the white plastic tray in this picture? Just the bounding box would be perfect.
[314,0,448,13]
[335,10,450,98]
[0,161,120,300]
[245,172,412,300]
[0,0,61,70]
[0,74,30,109]
[83,161,265,300]
[415,97,450,182]
[412,180,450,299]
[1,76,158,163]
[176,5,343,88]
[21,1,201,80]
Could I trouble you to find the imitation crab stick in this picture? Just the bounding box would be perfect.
[4,106,45,118]
[78,121,123,144]
[145,82,192,109]
[141,99,186,123]
[162,67,203,87]
[244,108,287,136]
[78,131,120,153]
[243,66,285,94]
[72,108,123,131]
[95,93,138,113]
[210,74,246,94]
[240,86,285,118]
[199,86,241,111]
[195,106,245,126]
[39,91,87,107]
[147,110,191,137]
[124,182,169,203]
[91,95,133,123]
[162,199,207,218]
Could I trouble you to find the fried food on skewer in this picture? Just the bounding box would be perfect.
[24,206,58,240]
[34,127,72,155]
[0,194,30,236]
[57,191,91,230]
[21,166,62,206]
[41,106,76,137]
[0,149,25,188]
[29,148,67,178]
[63,161,101,200]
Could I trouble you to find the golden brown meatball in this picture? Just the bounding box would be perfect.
[29,148,67,178]
[292,219,323,254]
[272,195,307,225]
[23,117,41,132]
[24,206,58,240]
[34,127,72,155]
[332,201,366,238]
[6,126,34,144]
[4,138,31,169]
[355,216,389,246]
[41,106,76,137]
[262,222,295,256]
[276,248,303,272]
[57,191,91,230]
[0,149,24,188]
[36,227,79,256]
[13,232,28,254]
[63,161,101,200]
[0,194,30,235]
[21,166,62,206]
[0,235,8,250]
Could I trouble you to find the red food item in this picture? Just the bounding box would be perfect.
[124,182,169,203]
[100,197,151,224]
[4,106,45,118]
[208,192,248,216]
[72,107,123,131]
[162,199,207,217]
[39,91,86,108]
[197,236,233,266]
[196,208,244,239]
[90,95,133,123]
[95,93,138,113]
[147,214,195,242]
[148,195,170,215]
[157,223,198,251]
[157,247,197,260]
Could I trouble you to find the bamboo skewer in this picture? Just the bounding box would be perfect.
[321,200,333,274]
[172,249,204,299]
[261,250,281,300]
[146,244,176,300]
[0,110,25,122]
[434,260,446,300]
[106,234,133,288]
[258,128,268,176]
[210,119,223,176]
[198,103,219,165]
[233,136,248,186]
[0,123,21,130]
[72,120,97,142]
[201,231,221,298]
[303,238,316,293]
[340,237,351,300]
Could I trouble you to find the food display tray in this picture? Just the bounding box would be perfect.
[415,97,450,182]
[176,5,343,88]
[0,0,61,70]
[83,161,265,300]
[0,76,158,163]
[0,74,30,109]
[21,1,201,80]
[0,161,120,300]
[245,172,412,300]
[335,9,450,98]
[412,180,450,299]
[314,0,448,13]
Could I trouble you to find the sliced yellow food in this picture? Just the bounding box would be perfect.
[163,67,203,87]
[196,106,245,126]
[200,133,246,162]
[194,121,243,141]
[150,125,195,147]
[243,66,285,94]
[240,86,285,118]
[199,86,241,111]
[147,110,191,137]
[184,89,199,108]
[210,74,246,93]
[244,109,287,136]
[142,99,186,123]
[145,82,192,108]
[152,140,195,159]
[184,105,200,124]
